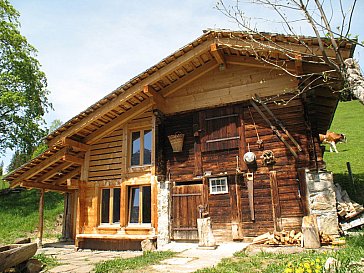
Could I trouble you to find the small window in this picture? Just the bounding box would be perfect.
[209,177,228,194]
[131,129,152,166]
[100,188,121,224]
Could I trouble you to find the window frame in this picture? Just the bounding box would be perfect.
[100,187,121,225]
[209,177,229,195]
[128,185,152,226]
[129,128,153,168]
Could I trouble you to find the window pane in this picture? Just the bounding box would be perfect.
[142,186,151,223]
[101,189,110,223]
[113,188,121,223]
[129,188,140,223]
[131,131,141,166]
[143,130,152,165]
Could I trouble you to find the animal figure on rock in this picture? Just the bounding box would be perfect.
[319,131,347,153]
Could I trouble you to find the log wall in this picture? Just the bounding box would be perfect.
[164,95,312,239]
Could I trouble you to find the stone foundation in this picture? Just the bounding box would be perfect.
[157,180,171,248]
[305,170,339,235]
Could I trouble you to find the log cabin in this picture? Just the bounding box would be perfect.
[4,29,355,250]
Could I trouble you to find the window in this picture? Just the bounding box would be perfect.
[100,188,121,224]
[131,129,152,166]
[209,177,228,194]
[128,185,151,224]
[200,108,240,152]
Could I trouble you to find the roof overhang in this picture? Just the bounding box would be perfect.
[3,30,355,190]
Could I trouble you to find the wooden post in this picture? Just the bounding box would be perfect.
[37,189,45,248]
[269,171,282,231]
[246,173,255,221]
[346,162,356,194]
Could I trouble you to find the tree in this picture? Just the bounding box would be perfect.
[0,0,52,155]
[216,0,364,104]
[7,119,63,173]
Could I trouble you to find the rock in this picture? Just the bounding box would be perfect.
[24,259,43,273]
[324,257,339,273]
[141,239,156,252]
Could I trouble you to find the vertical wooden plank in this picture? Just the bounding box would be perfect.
[297,168,309,216]
[247,176,255,221]
[122,124,128,172]
[120,182,127,227]
[269,171,282,231]
[239,108,248,171]
[37,189,45,247]
[76,148,90,236]
[193,112,203,176]
[151,176,158,232]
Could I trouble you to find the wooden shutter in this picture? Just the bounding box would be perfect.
[200,106,240,152]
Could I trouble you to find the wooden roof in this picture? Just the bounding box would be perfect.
[4,29,355,191]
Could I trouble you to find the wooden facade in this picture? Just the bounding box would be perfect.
[4,30,354,250]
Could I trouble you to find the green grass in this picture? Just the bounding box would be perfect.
[196,233,364,273]
[0,189,64,244]
[323,100,364,204]
[0,177,9,189]
[94,251,175,273]
[34,253,61,269]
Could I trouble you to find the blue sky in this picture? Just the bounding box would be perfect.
[2,0,363,169]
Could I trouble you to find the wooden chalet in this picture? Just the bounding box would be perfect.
[4,30,355,250]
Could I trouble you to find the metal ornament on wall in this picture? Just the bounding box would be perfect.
[261,150,276,166]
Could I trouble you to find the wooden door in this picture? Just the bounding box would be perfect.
[171,183,205,241]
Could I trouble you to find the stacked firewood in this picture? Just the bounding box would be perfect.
[335,183,364,220]
[252,230,338,246]
[252,230,302,245]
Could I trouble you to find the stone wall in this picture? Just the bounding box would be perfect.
[305,170,339,235]
[157,180,171,248]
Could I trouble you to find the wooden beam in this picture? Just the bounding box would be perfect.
[161,61,219,97]
[11,147,69,187]
[35,161,73,183]
[60,138,89,151]
[52,167,81,186]
[67,179,80,190]
[47,40,213,147]
[20,181,71,192]
[225,55,296,73]
[269,171,282,231]
[83,98,154,144]
[210,43,226,69]
[143,85,167,113]
[37,189,45,247]
[63,154,84,165]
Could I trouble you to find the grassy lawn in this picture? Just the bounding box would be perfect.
[323,100,364,204]
[0,189,64,244]
[196,234,364,273]
[94,251,175,273]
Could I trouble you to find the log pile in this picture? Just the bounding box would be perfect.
[335,183,364,220]
[252,230,302,246]
[335,183,364,231]
[252,230,337,246]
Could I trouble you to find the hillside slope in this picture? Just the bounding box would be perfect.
[0,189,64,245]
[323,100,364,203]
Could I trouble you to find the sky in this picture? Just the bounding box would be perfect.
[2,0,364,170]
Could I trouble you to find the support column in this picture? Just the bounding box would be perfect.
[305,169,339,235]
[37,189,45,248]
[157,179,171,248]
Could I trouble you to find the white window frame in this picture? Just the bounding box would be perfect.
[209,177,228,194]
